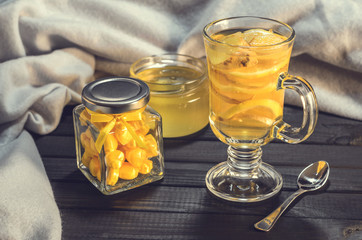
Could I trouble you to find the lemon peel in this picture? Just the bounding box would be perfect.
[220,32,249,46]
[212,78,275,95]
[207,49,230,65]
[243,29,286,46]
[229,59,288,79]
[220,99,282,120]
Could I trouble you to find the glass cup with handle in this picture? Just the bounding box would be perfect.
[203,16,318,202]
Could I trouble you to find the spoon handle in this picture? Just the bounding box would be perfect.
[254,188,306,232]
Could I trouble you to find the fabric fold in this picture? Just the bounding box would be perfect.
[0,131,61,240]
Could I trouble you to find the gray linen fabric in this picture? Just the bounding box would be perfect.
[0,0,361,239]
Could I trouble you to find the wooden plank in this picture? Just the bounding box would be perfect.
[283,105,362,146]
[51,182,362,220]
[163,140,362,168]
[36,105,362,240]
[47,105,362,146]
[60,209,362,240]
[43,157,362,193]
[35,136,362,168]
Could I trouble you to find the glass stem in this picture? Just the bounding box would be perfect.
[227,146,262,177]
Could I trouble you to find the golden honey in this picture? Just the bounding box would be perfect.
[130,54,209,138]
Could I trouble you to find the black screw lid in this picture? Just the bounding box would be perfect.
[82,77,150,114]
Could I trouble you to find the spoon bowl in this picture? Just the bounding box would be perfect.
[298,160,330,190]
[254,161,330,232]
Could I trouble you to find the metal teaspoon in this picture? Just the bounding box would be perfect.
[254,160,330,232]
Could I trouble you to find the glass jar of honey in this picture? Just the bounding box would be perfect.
[130,53,209,138]
[73,77,164,195]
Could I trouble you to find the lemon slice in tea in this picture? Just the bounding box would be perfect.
[219,32,249,46]
[208,32,250,65]
[212,77,275,95]
[229,58,288,79]
[243,29,287,46]
[220,99,282,120]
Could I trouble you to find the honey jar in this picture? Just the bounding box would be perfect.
[130,53,209,138]
[73,77,164,195]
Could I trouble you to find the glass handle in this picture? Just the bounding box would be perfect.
[274,73,318,144]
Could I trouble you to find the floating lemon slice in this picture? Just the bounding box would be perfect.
[212,78,275,95]
[243,29,287,46]
[220,99,282,120]
[207,48,229,66]
[229,59,288,79]
[243,29,273,41]
[219,32,249,46]
[208,32,251,65]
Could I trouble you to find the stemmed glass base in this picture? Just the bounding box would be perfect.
[205,146,282,203]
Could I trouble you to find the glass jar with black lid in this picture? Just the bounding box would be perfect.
[73,77,164,195]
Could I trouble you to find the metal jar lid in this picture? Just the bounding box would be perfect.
[82,77,150,114]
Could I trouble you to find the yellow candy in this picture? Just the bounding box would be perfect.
[144,134,158,158]
[89,156,101,181]
[119,162,139,180]
[79,106,159,183]
[80,132,89,149]
[119,119,147,149]
[142,111,156,131]
[79,109,91,126]
[106,167,119,186]
[114,123,133,145]
[130,120,150,136]
[81,151,93,168]
[126,148,147,169]
[139,159,153,174]
[105,150,125,169]
[104,134,118,153]
[118,106,145,121]
[124,138,137,149]
[81,129,97,155]
[124,135,145,150]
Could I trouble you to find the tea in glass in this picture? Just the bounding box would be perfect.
[208,28,291,147]
[203,16,318,202]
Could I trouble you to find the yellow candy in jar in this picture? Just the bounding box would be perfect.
[105,150,125,169]
[126,148,147,169]
[73,77,165,195]
[139,159,153,174]
[89,156,101,181]
[104,134,118,153]
[119,162,139,180]
[114,124,133,145]
[81,151,93,168]
[144,134,158,158]
[106,167,120,186]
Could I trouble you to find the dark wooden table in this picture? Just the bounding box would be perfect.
[33,104,362,240]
